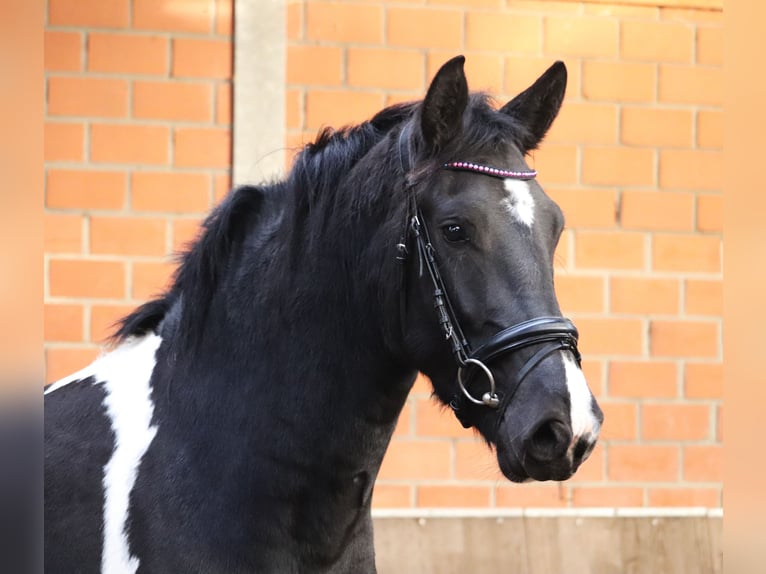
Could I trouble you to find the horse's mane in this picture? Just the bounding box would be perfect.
[112,102,418,343]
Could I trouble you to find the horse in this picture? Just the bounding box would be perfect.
[44,55,603,573]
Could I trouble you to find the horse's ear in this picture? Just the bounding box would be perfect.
[500,61,567,152]
[420,55,469,153]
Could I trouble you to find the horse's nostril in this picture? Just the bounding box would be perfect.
[526,419,571,463]
[573,438,589,461]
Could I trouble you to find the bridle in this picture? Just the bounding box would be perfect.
[396,124,582,429]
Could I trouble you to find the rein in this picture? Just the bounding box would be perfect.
[396,124,582,429]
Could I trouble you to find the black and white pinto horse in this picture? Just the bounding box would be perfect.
[45,56,603,573]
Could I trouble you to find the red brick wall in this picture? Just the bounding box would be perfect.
[45,0,722,509]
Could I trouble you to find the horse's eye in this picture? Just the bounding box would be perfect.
[442,224,469,243]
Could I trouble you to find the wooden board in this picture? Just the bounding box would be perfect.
[373,513,723,574]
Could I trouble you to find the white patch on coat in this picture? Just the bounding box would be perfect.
[44,362,101,395]
[45,335,162,573]
[562,352,600,440]
[98,334,161,574]
[501,179,535,227]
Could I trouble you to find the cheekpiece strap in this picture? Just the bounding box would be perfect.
[444,161,537,181]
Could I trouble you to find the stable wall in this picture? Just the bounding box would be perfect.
[44,0,722,509]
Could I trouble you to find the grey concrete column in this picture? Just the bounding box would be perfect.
[233,0,286,187]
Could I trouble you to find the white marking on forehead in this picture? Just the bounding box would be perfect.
[99,334,161,574]
[561,351,600,439]
[501,178,535,227]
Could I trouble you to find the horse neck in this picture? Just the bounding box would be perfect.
[152,177,416,485]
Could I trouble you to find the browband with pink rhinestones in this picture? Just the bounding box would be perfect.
[443,161,537,181]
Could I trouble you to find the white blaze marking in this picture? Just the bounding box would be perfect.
[562,351,600,440]
[501,179,535,227]
[46,335,162,574]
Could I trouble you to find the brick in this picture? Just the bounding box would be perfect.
[568,442,605,482]
[48,77,128,118]
[172,38,232,79]
[582,147,654,186]
[44,31,81,72]
[91,124,169,165]
[45,347,101,385]
[585,3,659,17]
[132,0,213,33]
[608,444,679,481]
[697,194,722,233]
[49,0,129,28]
[547,103,618,145]
[371,485,412,508]
[583,61,656,103]
[216,83,232,125]
[608,361,678,399]
[529,145,577,185]
[652,234,720,273]
[427,52,504,93]
[44,304,84,342]
[285,90,302,130]
[132,261,176,300]
[697,26,722,66]
[44,122,84,162]
[393,403,411,437]
[171,217,203,253]
[496,484,567,507]
[305,90,385,130]
[599,402,637,441]
[133,81,213,122]
[46,170,126,210]
[415,398,471,438]
[347,49,423,91]
[686,279,722,316]
[377,440,452,480]
[429,0,503,7]
[716,404,722,442]
[659,65,722,106]
[90,216,167,257]
[685,362,722,399]
[642,403,710,441]
[411,372,433,396]
[88,34,168,76]
[548,188,617,229]
[387,7,462,50]
[575,231,646,269]
[131,172,210,213]
[647,488,720,507]
[571,487,644,507]
[213,173,232,204]
[553,274,605,313]
[286,45,343,86]
[44,213,82,253]
[575,318,644,356]
[621,20,693,62]
[610,277,680,315]
[454,440,500,481]
[659,150,722,191]
[90,304,135,343]
[215,0,232,36]
[650,320,719,358]
[466,13,541,53]
[697,110,722,149]
[306,2,383,44]
[174,127,231,168]
[287,1,302,40]
[621,107,693,148]
[511,0,581,12]
[620,191,695,232]
[683,445,722,482]
[417,486,491,508]
[544,17,618,58]
[581,359,605,398]
[660,8,722,23]
[49,260,126,299]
